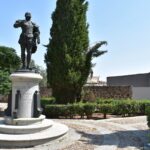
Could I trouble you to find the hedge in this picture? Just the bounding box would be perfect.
[44,103,95,119]
[97,104,113,119]
[146,105,150,128]
[42,99,150,119]
[41,97,56,107]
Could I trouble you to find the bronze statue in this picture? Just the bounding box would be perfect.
[14,12,40,69]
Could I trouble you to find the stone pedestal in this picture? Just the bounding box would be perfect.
[0,70,68,148]
[10,71,43,118]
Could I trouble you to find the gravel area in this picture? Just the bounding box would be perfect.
[60,141,94,150]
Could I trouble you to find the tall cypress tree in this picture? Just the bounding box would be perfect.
[45,0,107,103]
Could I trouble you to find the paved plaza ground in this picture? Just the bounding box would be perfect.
[0,103,149,150]
[53,116,149,150]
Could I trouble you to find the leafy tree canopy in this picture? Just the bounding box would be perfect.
[0,46,21,95]
[0,46,21,71]
[0,69,11,95]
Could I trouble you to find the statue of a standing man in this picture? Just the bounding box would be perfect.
[14,12,40,69]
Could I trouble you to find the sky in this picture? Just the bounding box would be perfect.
[0,0,150,81]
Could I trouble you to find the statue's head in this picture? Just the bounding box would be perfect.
[25,12,31,21]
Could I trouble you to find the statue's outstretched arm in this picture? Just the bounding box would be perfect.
[14,20,23,28]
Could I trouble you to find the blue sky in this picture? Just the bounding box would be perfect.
[0,0,150,81]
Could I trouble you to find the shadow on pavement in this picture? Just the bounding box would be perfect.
[76,129,150,149]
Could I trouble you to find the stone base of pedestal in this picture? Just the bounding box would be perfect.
[0,118,53,134]
[0,118,68,148]
[5,115,45,125]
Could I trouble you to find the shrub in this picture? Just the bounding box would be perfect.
[59,105,69,118]
[83,103,96,119]
[114,101,126,116]
[97,104,113,119]
[44,105,61,118]
[44,102,95,119]
[67,104,78,118]
[41,97,56,108]
[97,99,147,117]
[146,105,150,128]
[71,103,85,118]
[137,100,150,115]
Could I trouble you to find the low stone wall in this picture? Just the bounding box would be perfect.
[40,86,132,99]
[40,87,52,97]
[84,86,132,99]
[1,86,132,100]
[0,95,8,103]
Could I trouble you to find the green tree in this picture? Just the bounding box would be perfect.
[0,69,11,95]
[45,0,107,103]
[0,46,21,71]
[0,46,21,95]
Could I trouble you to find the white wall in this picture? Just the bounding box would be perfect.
[132,87,150,100]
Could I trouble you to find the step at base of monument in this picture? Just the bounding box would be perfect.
[5,115,45,125]
[0,122,68,148]
[0,119,53,134]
